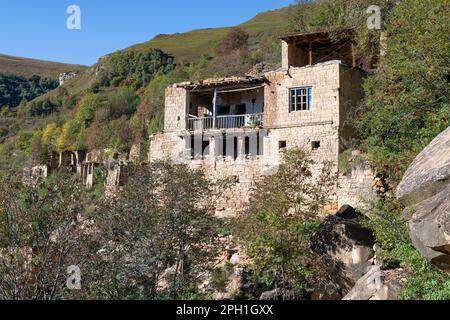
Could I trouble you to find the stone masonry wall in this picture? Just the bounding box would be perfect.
[264,63,341,130]
[337,161,376,209]
[164,86,188,132]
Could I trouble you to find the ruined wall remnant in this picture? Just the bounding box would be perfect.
[22,165,49,187]
[337,160,376,209]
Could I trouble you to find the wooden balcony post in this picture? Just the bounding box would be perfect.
[212,89,218,129]
[309,41,313,65]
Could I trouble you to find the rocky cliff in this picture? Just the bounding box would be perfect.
[397,126,450,273]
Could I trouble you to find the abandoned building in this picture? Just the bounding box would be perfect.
[23,148,129,192]
[149,30,376,214]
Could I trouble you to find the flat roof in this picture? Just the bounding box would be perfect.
[172,75,266,91]
[279,28,354,44]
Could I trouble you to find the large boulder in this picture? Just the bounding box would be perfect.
[310,205,376,296]
[408,183,450,272]
[396,126,450,272]
[343,266,405,300]
[397,127,450,206]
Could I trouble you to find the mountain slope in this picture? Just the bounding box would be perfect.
[128,6,292,62]
[59,6,292,96]
[0,54,87,79]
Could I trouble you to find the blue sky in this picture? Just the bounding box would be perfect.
[0,0,294,66]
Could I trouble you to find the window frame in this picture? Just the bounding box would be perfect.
[289,86,313,113]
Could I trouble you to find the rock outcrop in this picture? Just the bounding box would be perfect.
[343,266,405,300]
[396,126,450,272]
[59,72,78,86]
[397,127,450,206]
[310,205,376,296]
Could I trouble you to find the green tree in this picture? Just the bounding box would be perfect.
[41,123,61,153]
[84,161,226,299]
[97,48,174,88]
[109,86,140,119]
[0,173,88,300]
[233,149,335,299]
[357,0,450,186]
[74,93,101,128]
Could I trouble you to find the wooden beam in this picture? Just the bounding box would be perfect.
[351,42,356,68]
[309,42,313,65]
[212,89,218,129]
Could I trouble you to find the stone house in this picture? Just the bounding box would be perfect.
[149,30,374,214]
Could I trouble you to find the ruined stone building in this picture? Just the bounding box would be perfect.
[149,31,375,215]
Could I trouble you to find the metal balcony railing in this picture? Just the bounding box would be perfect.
[188,113,263,131]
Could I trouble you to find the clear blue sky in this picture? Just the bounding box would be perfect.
[0,0,294,66]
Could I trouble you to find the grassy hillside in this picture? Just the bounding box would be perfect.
[0,54,86,79]
[129,6,292,62]
[58,6,292,97]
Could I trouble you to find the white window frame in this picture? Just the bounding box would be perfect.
[289,86,313,112]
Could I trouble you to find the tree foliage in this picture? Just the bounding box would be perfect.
[97,48,175,89]
[83,161,225,299]
[233,149,335,299]
[0,173,87,300]
[361,197,450,300]
[356,0,450,186]
[0,74,58,109]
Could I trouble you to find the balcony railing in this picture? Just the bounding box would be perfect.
[188,113,263,131]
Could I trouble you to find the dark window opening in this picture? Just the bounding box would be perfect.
[244,137,250,156]
[218,105,230,116]
[279,141,287,150]
[190,135,195,159]
[202,140,210,159]
[222,134,227,158]
[233,137,238,160]
[312,141,321,151]
[236,104,246,115]
[257,133,263,156]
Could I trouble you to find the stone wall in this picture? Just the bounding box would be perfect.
[337,160,376,209]
[148,132,186,163]
[264,63,341,129]
[164,86,188,132]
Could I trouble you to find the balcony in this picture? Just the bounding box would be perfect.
[188,113,264,131]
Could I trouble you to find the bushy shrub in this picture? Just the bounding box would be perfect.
[108,87,139,119]
[97,48,175,89]
[356,0,449,186]
[0,74,58,109]
[233,148,335,299]
[361,197,450,300]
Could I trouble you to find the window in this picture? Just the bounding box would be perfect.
[279,141,287,150]
[289,87,312,112]
[244,137,250,156]
[257,132,263,156]
[311,141,321,151]
[202,140,210,159]
[233,137,238,160]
